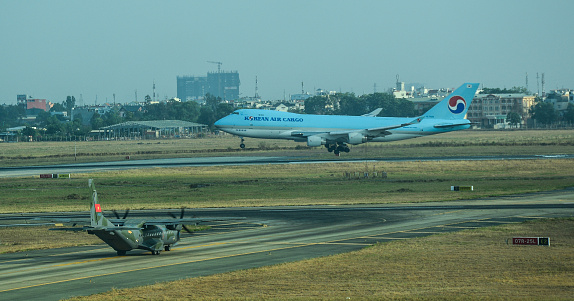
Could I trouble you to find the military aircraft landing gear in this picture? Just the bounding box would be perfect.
[164,245,171,251]
[240,137,245,149]
[151,250,161,255]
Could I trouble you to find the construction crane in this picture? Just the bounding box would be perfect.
[207,61,222,73]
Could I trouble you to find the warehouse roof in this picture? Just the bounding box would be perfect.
[101,120,207,130]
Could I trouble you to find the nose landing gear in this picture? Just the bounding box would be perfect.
[239,137,245,149]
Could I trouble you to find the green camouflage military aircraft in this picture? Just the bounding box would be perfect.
[64,179,244,256]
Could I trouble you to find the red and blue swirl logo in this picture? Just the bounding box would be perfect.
[448,96,466,114]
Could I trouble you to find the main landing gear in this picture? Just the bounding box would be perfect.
[326,143,350,156]
[240,137,245,149]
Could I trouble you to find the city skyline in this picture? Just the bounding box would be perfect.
[2,0,573,105]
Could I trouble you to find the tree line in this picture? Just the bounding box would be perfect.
[2,90,574,141]
[303,92,417,117]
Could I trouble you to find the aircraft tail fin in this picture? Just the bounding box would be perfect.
[89,179,112,228]
[422,83,479,120]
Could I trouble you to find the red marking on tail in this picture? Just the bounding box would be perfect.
[95,204,102,213]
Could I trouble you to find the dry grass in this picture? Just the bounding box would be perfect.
[0,226,102,254]
[0,225,207,254]
[1,159,574,213]
[68,218,574,300]
[1,129,573,167]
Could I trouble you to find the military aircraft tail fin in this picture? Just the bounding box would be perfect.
[89,179,113,228]
[422,83,479,120]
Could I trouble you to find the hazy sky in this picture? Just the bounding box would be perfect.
[1,0,573,105]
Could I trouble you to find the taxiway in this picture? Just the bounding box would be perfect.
[1,189,573,300]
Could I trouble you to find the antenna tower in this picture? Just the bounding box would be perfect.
[153,81,156,102]
[525,72,528,92]
[541,73,545,97]
[301,81,304,94]
[255,76,260,98]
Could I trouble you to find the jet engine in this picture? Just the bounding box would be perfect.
[347,132,368,145]
[307,135,326,147]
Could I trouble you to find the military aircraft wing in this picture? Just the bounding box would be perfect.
[143,217,246,226]
[48,225,143,232]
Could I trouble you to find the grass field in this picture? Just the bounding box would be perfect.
[1,129,574,167]
[67,218,574,300]
[1,130,573,299]
[1,159,573,213]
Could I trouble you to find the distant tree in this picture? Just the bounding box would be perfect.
[506,112,522,128]
[335,93,364,116]
[205,93,220,109]
[63,96,76,116]
[563,103,574,125]
[481,87,529,94]
[305,96,331,115]
[360,93,416,117]
[530,101,557,126]
[103,107,122,126]
[21,126,37,141]
[50,102,66,112]
[143,100,201,122]
[216,103,235,120]
[91,112,105,129]
[35,111,52,127]
[197,107,216,129]
[45,115,65,136]
[0,104,25,129]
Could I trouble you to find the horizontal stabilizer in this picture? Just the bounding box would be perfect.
[433,122,470,128]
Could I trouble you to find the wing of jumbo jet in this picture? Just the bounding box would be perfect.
[291,117,423,139]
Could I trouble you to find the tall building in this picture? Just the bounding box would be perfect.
[177,76,207,102]
[177,71,240,102]
[17,94,50,115]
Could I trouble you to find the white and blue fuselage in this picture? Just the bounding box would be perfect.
[215,83,479,155]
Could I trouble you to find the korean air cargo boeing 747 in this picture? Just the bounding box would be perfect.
[214,83,479,155]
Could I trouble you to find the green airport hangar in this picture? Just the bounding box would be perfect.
[91,120,208,140]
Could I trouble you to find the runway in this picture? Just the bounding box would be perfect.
[1,189,573,300]
[1,154,573,178]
